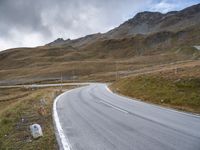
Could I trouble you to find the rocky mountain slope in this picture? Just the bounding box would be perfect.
[105,4,200,38]
[47,3,200,47]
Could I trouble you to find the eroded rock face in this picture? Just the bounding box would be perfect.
[105,4,200,38]
[46,38,66,46]
[129,11,163,25]
[46,4,200,48]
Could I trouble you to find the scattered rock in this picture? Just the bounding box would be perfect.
[30,124,43,139]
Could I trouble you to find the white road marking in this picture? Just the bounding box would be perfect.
[105,85,200,118]
[100,100,129,114]
[53,92,72,150]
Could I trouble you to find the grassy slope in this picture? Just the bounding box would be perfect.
[0,86,73,149]
[111,64,200,114]
[0,26,200,84]
[0,51,198,84]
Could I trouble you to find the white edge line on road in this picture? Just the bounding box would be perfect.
[53,91,72,150]
[106,86,113,93]
[105,85,200,118]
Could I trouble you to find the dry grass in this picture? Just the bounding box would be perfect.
[1,50,198,85]
[0,85,75,149]
[111,61,200,114]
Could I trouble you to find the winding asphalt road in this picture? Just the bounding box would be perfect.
[55,83,200,150]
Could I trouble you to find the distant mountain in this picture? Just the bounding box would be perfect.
[105,4,200,38]
[47,3,200,47]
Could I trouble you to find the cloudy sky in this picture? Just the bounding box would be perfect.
[0,0,199,51]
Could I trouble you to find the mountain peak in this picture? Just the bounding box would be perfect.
[134,11,163,20]
[55,38,64,42]
[46,38,69,46]
[126,11,163,25]
[47,3,200,46]
[105,3,200,38]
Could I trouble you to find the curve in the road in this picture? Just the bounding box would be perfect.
[54,83,200,150]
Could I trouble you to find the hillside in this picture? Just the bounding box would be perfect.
[105,4,200,38]
[111,61,200,114]
[0,4,200,85]
[47,3,200,46]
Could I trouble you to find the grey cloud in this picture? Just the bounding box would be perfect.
[1,0,151,49]
[0,0,51,38]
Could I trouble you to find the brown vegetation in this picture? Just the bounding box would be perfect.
[111,61,200,114]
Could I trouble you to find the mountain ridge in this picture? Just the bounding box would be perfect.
[46,3,200,47]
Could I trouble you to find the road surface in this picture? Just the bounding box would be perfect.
[55,83,200,150]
